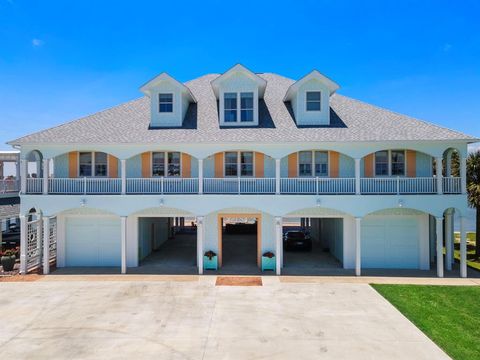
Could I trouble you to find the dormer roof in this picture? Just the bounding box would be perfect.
[283,70,340,102]
[210,64,267,98]
[139,72,197,102]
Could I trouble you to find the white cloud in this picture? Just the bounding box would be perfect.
[32,38,44,47]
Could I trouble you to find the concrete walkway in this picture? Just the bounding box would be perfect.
[0,276,454,359]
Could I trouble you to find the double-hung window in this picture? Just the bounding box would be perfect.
[159,93,173,113]
[78,152,108,177]
[224,93,237,122]
[374,150,405,176]
[306,91,321,111]
[151,151,181,177]
[299,151,329,177]
[240,92,254,122]
[224,151,254,177]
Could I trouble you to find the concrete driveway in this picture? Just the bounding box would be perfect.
[0,276,449,359]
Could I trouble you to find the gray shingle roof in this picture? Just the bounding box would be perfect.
[7,73,476,145]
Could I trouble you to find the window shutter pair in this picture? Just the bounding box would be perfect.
[140,152,191,177]
[287,151,339,178]
[68,151,118,178]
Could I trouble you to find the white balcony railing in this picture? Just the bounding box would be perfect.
[23,176,463,195]
[126,178,198,194]
[443,177,461,194]
[280,178,356,194]
[361,177,438,194]
[26,178,43,194]
[203,178,275,194]
[0,179,19,193]
[49,178,121,194]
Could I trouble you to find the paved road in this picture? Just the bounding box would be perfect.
[1,277,449,359]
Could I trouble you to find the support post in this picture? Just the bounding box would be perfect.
[355,217,362,276]
[19,215,27,274]
[121,159,126,195]
[460,216,467,278]
[120,216,127,274]
[460,155,467,195]
[198,159,204,194]
[20,159,27,194]
[445,211,453,271]
[42,159,49,195]
[354,158,361,195]
[435,157,443,195]
[43,216,50,274]
[446,150,452,177]
[197,216,204,274]
[436,216,444,278]
[275,216,282,275]
[275,158,281,195]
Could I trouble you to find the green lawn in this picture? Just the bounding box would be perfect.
[372,285,480,360]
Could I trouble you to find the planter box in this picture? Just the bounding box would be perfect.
[203,255,218,270]
[261,256,276,272]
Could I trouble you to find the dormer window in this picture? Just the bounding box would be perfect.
[224,93,237,122]
[223,92,255,123]
[158,93,173,113]
[306,91,321,111]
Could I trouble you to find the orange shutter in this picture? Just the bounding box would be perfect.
[364,154,374,177]
[406,150,416,177]
[141,152,151,178]
[108,155,118,178]
[181,153,191,178]
[214,153,224,178]
[329,151,339,178]
[68,152,78,178]
[288,153,298,178]
[254,152,264,178]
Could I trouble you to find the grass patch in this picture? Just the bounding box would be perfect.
[371,284,480,360]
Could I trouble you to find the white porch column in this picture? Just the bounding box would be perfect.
[198,159,204,194]
[197,216,204,274]
[275,158,281,195]
[354,158,361,195]
[19,215,27,274]
[460,216,467,278]
[435,157,443,195]
[460,155,467,194]
[436,216,444,278]
[43,216,50,274]
[355,217,362,276]
[445,151,452,177]
[275,216,283,275]
[15,160,21,191]
[121,159,126,195]
[42,159,49,195]
[121,216,127,274]
[20,159,27,194]
[445,211,453,271]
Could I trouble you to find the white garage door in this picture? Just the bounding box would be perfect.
[65,216,121,267]
[361,216,419,269]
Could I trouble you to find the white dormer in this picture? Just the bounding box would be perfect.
[140,72,196,127]
[284,70,340,126]
[211,64,267,126]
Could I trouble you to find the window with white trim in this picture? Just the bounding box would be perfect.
[151,151,181,177]
[374,150,405,176]
[79,152,108,177]
[224,93,237,122]
[158,93,173,113]
[223,92,255,124]
[224,151,254,177]
[306,91,321,111]
[240,92,254,122]
[298,151,329,177]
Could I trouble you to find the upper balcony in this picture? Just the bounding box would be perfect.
[21,147,466,196]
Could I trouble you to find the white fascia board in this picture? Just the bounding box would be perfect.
[139,72,197,102]
[210,63,267,98]
[283,70,340,102]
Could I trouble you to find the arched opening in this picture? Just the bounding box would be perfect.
[440,148,462,194]
[280,207,351,275]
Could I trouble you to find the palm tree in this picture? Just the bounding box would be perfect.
[467,150,480,258]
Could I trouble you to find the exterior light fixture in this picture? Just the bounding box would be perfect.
[80,198,86,207]
[159,198,164,206]
[398,199,404,208]
[316,198,321,207]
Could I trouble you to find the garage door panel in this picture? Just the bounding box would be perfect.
[362,216,419,269]
[65,217,120,267]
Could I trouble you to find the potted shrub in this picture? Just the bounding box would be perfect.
[261,251,276,271]
[1,249,17,272]
[203,250,218,270]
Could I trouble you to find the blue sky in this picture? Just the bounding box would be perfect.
[1,0,480,154]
